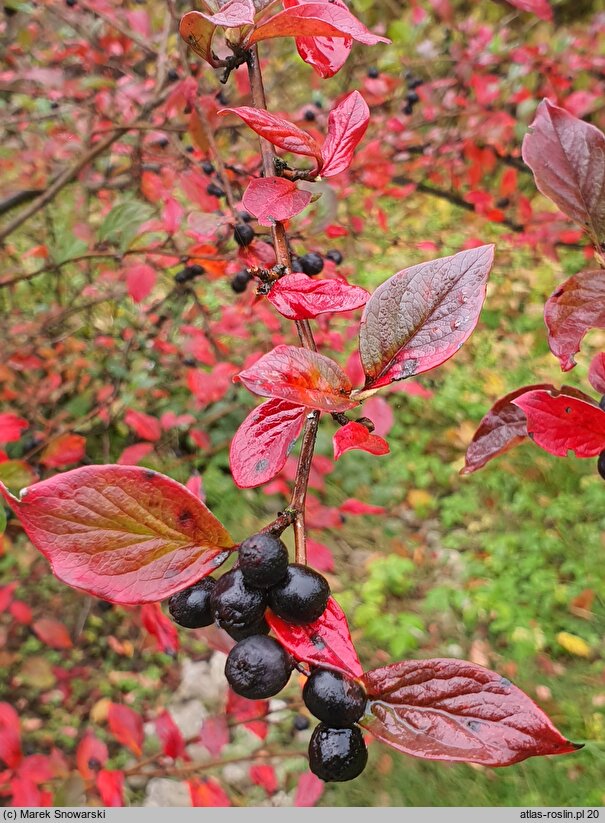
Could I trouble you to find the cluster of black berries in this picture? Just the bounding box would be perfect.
[402,71,423,116]
[167,532,368,782]
[291,250,343,276]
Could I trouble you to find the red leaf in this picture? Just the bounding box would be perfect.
[108,704,144,757]
[96,769,125,807]
[359,246,495,388]
[306,539,335,573]
[220,107,322,167]
[503,0,553,20]
[522,100,605,243]
[199,715,229,757]
[235,345,356,413]
[242,177,312,227]
[321,91,370,178]
[32,618,73,649]
[76,733,109,780]
[141,603,179,655]
[589,353,605,395]
[249,3,389,46]
[0,413,28,444]
[333,421,389,460]
[188,777,231,807]
[462,384,554,474]
[0,702,22,770]
[225,690,268,739]
[124,409,162,442]
[294,771,325,806]
[284,0,351,79]
[544,270,605,371]
[512,390,605,457]
[198,0,255,27]
[267,596,362,677]
[126,264,156,303]
[155,710,186,759]
[229,399,306,489]
[10,777,51,806]
[361,658,580,766]
[0,583,17,613]
[0,465,234,605]
[9,600,32,625]
[40,434,86,468]
[362,396,394,437]
[266,273,369,320]
[339,498,385,515]
[117,443,154,465]
[249,764,278,795]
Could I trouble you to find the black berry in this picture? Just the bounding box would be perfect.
[408,77,423,90]
[186,145,195,154]
[223,616,270,642]
[230,270,251,293]
[206,182,225,198]
[291,256,304,273]
[238,210,252,223]
[174,264,204,284]
[167,69,179,82]
[65,0,76,6]
[299,252,324,276]
[156,137,169,149]
[50,101,59,110]
[598,450,605,480]
[239,533,289,589]
[303,669,367,727]
[367,67,379,79]
[168,578,216,628]
[599,395,605,411]
[201,160,214,175]
[402,102,413,116]
[225,635,293,699]
[308,724,368,782]
[210,569,267,635]
[406,90,420,104]
[326,249,343,265]
[293,714,310,731]
[268,563,330,625]
[233,222,255,247]
[303,109,316,122]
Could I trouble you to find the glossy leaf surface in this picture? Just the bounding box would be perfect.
[235,345,356,412]
[229,398,306,488]
[248,3,390,46]
[321,91,370,177]
[333,421,390,460]
[512,390,605,457]
[544,270,605,371]
[361,658,580,766]
[220,107,322,166]
[284,0,351,78]
[359,245,494,388]
[242,177,312,226]
[0,465,234,604]
[266,273,369,320]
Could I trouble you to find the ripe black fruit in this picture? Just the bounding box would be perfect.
[599,395,605,411]
[210,569,267,634]
[233,222,255,247]
[168,578,216,628]
[402,102,413,116]
[293,714,310,731]
[230,270,251,293]
[268,563,329,625]
[206,182,224,197]
[238,210,252,223]
[598,450,605,480]
[367,67,379,78]
[65,0,76,6]
[239,533,289,589]
[303,109,316,122]
[308,724,368,782]
[174,264,204,284]
[303,669,367,727]
[299,252,324,276]
[406,90,420,104]
[225,635,293,699]
[326,249,343,265]
[223,616,270,641]
[167,69,179,82]
[201,160,214,175]
[291,256,304,273]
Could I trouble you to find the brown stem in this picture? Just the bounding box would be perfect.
[245,45,325,565]
[122,747,306,780]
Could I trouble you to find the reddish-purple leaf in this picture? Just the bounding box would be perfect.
[588,352,605,394]
[266,273,369,320]
[284,0,351,79]
[124,409,162,442]
[0,413,28,444]
[362,396,394,437]
[321,91,370,178]
[220,107,322,166]
[294,772,325,807]
[188,777,231,807]
[199,715,229,757]
[234,344,357,412]
[522,100,605,243]
[359,246,495,388]
[0,465,234,605]
[225,690,268,740]
[76,733,109,780]
[340,498,385,515]
[512,390,605,457]
[333,421,389,460]
[503,0,553,21]
[0,583,17,613]
[96,770,125,807]
[462,384,554,475]
[155,710,186,759]
[229,399,306,489]
[179,12,219,67]
[0,702,22,770]
[126,264,156,303]
[248,3,390,46]
[306,539,335,573]
[266,596,363,678]
[141,603,180,655]
[32,617,73,649]
[108,704,144,757]
[242,177,312,227]
[361,658,581,766]
[199,0,255,27]
[544,270,605,371]
[117,443,154,466]
[249,764,278,795]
